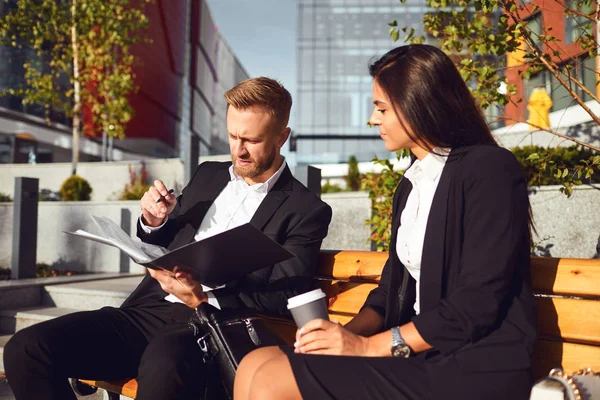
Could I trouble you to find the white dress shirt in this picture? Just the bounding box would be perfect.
[140,158,287,309]
[396,150,449,315]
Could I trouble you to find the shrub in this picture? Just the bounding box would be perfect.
[118,163,152,200]
[512,145,600,187]
[321,180,344,194]
[59,175,92,201]
[0,193,12,202]
[361,149,410,251]
[346,155,361,191]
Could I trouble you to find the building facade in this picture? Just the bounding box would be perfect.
[0,0,248,165]
[295,0,429,164]
[505,1,598,123]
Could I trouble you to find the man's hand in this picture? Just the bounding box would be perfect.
[147,266,208,309]
[294,319,373,356]
[140,180,177,227]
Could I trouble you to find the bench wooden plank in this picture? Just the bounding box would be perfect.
[323,287,600,346]
[533,340,600,378]
[78,378,138,398]
[317,253,600,298]
[536,297,600,345]
[77,253,600,399]
[531,257,600,297]
[316,281,377,314]
[318,250,386,282]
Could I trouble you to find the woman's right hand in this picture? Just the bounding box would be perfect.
[140,180,177,227]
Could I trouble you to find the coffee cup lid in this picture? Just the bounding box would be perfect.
[287,288,326,309]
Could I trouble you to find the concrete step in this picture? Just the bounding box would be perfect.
[0,307,80,334]
[0,273,144,311]
[42,276,144,310]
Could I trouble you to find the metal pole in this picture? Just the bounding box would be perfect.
[11,177,39,279]
[293,165,322,197]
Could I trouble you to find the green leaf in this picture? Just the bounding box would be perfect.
[526,153,540,162]
[388,20,398,27]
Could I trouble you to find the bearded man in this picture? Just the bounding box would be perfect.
[4,77,332,400]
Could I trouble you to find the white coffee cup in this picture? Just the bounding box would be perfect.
[287,288,330,328]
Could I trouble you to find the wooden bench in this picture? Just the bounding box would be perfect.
[78,251,600,399]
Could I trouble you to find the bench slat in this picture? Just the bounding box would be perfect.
[531,257,600,297]
[78,378,138,398]
[318,250,386,282]
[317,253,600,298]
[533,340,600,378]
[316,281,377,315]
[536,297,600,345]
[323,286,600,346]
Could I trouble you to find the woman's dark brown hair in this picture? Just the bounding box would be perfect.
[369,44,497,151]
[370,44,536,243]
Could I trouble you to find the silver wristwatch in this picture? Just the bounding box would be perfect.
[391,326,411,358]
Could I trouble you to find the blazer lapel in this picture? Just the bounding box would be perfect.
[250,166,293,231]
[419,156,454,313]
[176,165,231,246]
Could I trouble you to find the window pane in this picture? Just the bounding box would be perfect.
[582,56,598,101]
[550,72,573,111]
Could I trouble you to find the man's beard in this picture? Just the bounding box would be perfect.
[232,149,277,179]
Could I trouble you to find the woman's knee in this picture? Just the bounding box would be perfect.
[248,354,301,400]
[238,346,283,375]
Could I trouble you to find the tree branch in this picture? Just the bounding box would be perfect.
[505,6,600,124]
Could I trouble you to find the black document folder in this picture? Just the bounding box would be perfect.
[142,224,294,286]
[66,216,295,287]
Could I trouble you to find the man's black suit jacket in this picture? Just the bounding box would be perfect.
[121,161,332,316]
[364,145,536,379]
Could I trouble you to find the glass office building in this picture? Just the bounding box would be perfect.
[295,0,429,164]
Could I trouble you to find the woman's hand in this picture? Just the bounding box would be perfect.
[294,319,373,356]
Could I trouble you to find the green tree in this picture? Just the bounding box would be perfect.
[0,0,151,175]
[388,0,599,197]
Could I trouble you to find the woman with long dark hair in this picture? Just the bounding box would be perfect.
[233,44,536,400]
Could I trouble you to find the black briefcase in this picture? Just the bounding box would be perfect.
[188,303,297,399]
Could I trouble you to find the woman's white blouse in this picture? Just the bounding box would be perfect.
[395,149,449,315]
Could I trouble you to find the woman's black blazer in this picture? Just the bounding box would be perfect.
[364,144,537,373]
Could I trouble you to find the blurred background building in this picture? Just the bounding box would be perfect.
[293,0,429,164]
[0,0,248,165]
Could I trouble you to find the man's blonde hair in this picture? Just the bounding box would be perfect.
[224,77,292,127]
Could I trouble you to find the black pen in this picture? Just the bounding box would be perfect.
[155,188,174,204]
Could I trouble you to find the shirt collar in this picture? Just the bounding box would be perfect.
[228,157,287,194]
[404,148,450,184]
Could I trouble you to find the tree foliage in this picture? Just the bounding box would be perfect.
[0,0,151,172]
[361,149,410,251]
[388,0,599,196]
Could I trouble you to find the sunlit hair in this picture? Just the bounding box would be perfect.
[369,44,497,151]
[224,77,292,128]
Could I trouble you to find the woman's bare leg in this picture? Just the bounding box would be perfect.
[247,353,302,400]
[234,346,286,400]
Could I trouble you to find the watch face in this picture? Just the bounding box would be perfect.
[392,344,411,358]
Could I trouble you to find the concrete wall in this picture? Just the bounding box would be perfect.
[0,201,146,274]
[0,185,597,274]
[529,185,600,258]
[321,192,371,251]
[0,159,185,201]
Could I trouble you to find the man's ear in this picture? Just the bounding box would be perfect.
[278,127,291,148]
